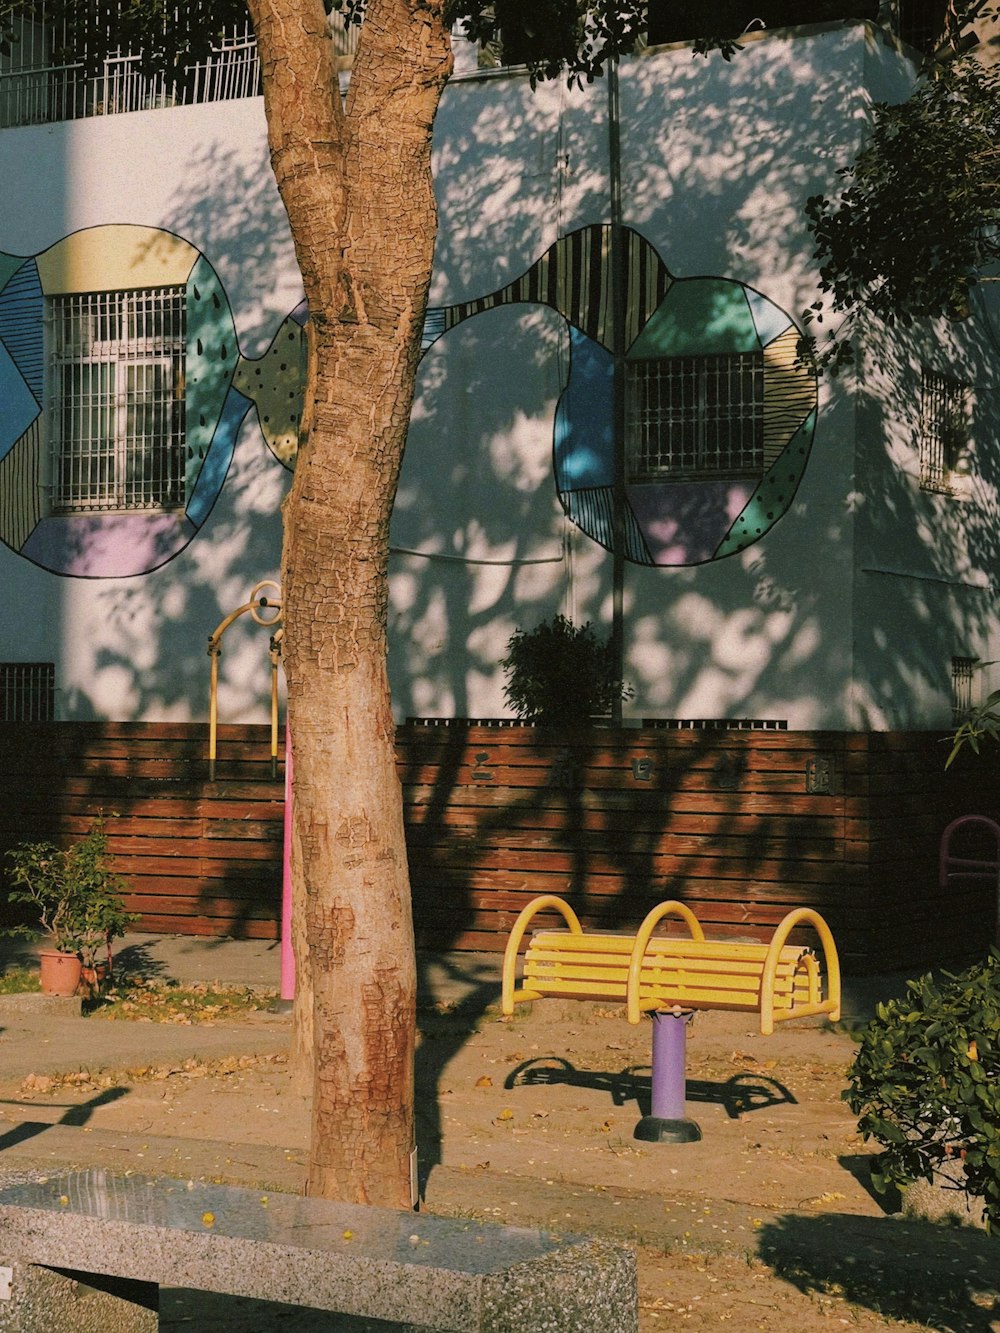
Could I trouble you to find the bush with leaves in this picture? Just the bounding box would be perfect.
[501,614,631,726]
[947,682,1000,768]
[845,954,1000,1230]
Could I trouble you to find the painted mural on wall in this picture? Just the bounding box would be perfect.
[0,225,305,578]
[0,221,814,579]
[422,224,817,566]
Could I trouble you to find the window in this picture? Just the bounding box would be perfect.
[919,369,969,493]
[626,352,764,481]
[0,663,54,721]
[951,656,977,722]
[48,288,186,513]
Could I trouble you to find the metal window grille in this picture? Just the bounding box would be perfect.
[626,353,764,481]
[0,5,357,128]
[951,656,977,721]
[0,663,54,721]
[48,287,186,513]
[919,369,968,493]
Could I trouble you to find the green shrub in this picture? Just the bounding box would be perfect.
[501,614,631,726]
[845,953,1000,1230]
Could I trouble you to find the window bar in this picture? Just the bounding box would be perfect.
[49,287,185,513]
[1,4,263,128]
[0,663,55,721]
[951,656,977,722]
[920,370,967,493]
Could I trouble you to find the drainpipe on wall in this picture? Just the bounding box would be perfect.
[608,54,627,727]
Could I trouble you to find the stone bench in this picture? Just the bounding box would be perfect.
[0,1169,637,1332]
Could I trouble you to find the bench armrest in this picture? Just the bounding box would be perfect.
[626,901,705,1024]
[501,895,583,1015]
[760,907,841,1035]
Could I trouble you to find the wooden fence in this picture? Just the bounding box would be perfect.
[0,720,997,972]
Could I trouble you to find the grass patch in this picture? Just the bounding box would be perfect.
[0,967,41,994]
[88,976,277,1023]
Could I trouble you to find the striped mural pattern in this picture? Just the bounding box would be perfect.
[0,418,43,550]
[438,225,672,352]
[0,261,44,402]
[562,486,653,564]
[763,327,816,465]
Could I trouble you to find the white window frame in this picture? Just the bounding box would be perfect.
[626,351,764,482]
[47,287,186,515]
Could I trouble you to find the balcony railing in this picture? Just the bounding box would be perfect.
[0,5,359,128]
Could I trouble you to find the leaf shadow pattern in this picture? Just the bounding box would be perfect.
[756,1211,999,1332]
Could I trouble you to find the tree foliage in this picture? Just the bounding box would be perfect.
[803,56,1000,364]
[501,615,632,726]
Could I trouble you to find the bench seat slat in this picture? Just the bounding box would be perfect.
[523,950,807,972]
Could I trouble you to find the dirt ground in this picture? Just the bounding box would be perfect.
[1,996,997,1332]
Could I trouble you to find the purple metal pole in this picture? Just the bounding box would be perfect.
[634,1009,702,1143]
[650,1012,688,1120]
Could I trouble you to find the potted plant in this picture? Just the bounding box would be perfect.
[3,819,138,997]
[501,614,632,726]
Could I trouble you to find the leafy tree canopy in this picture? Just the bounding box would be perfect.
[804,54,1000,364]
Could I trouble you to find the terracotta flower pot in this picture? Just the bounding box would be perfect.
[38,949,83,997]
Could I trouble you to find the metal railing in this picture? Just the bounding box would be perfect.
[0,661,55,720]
[0,4,359,128]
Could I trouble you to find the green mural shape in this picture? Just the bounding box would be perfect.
[714,409,817,558]
[0,254,25,289]
[628,277,760,358]
[185,254,241,499]
[233,312,307,466]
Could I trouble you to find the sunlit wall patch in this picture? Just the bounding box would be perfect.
[421,223,818,567]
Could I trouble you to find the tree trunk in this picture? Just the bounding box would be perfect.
[247,0,453,1207]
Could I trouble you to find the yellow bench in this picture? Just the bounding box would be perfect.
[501,895,841,1036]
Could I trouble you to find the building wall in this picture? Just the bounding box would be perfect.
[1,21,997,730]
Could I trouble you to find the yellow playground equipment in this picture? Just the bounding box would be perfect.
[501,895,841,1143]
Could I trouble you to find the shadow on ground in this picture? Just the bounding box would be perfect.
[0,1087,130,1152]
[758,1211,999,1332]
[505,1054,796,1119]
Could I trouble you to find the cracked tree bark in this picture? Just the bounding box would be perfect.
[246,0,453,1207]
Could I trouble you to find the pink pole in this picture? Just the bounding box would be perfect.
[280,725,295,1001]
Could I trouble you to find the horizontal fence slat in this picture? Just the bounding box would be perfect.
[0,721,994,971]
